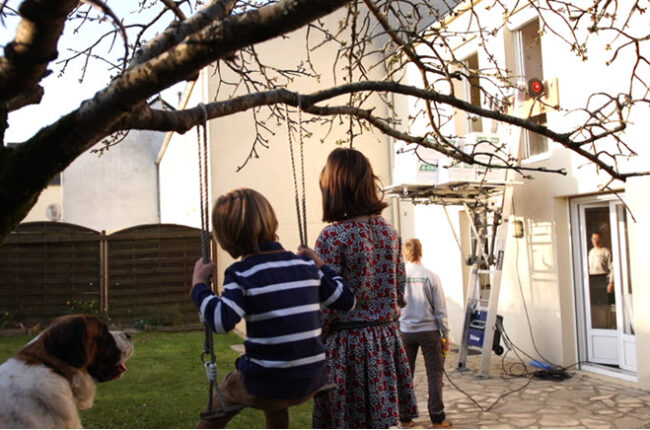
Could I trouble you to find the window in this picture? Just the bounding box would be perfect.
[463,53,483,133]
[514,19,548,157]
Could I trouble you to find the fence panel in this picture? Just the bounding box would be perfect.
[106,224,202,326]
[0,222,101,324]
[0,222,205,328]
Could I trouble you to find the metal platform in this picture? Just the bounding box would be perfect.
[386,179,520,377]
[384,181,514,208]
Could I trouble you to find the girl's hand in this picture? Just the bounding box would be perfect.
[298,245,326,268]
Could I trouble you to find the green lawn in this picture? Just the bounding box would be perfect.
[0,330,313,428]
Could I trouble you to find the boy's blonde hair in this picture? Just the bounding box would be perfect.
[212,188,278,258]
[403,238,422,263]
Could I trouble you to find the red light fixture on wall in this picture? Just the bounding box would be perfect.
[527,78,545,97]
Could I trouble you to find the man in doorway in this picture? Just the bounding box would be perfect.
[588,232,615,329]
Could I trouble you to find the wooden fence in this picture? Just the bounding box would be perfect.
[0,222,205,327]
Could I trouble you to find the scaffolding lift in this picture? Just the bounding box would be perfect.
[385,178,518,377]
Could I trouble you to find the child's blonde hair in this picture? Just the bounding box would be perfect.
[212,188,278,258]
[403,238,422,263]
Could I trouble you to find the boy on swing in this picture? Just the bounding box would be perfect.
[191,188,355,428]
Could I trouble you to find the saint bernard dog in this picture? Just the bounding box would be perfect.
[0,314,134,428]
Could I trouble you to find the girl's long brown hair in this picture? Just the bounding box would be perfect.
[319,148,388,222]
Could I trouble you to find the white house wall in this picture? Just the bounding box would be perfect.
[206,13,394,285]
[23,186,62,222]
[393,0,650,386]
[22,99,167,232]
[626,177,650,385]
[158,80,204,229]
[158,8,395,290]
[62,127,165,232]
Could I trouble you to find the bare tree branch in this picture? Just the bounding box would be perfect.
[0,0,78,103]
[1,0,650,244]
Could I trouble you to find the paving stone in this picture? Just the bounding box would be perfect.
[445,392,467,401]
[427,350,650,429]
[602,398,617,408]
[549,389,587,401]
[539,415,581,427]
[613,417,649,428]
[506,417,537,427]
[501,412,535,418]
[615,397,644,406]
[454,418,483,428]
[571,410,606,421]
[595,409,619,415]
[544,396,579,407]
[590,394,615,401]
[580,418,615,428]
[473,421,500,428]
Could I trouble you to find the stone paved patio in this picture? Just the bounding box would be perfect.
[407,349,650,429]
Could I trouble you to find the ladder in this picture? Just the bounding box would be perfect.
[456,102,523,377]
[456,178,516,377]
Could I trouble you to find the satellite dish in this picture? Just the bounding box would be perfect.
[46,203,62,221]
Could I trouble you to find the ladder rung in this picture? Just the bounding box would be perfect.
[474,269,494,274]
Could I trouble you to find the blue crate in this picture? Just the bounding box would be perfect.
[466,311,503,354]
[467,327,485,347]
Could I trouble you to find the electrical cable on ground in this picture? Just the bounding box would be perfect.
[440,302,575,413]
[497,318,573,381]
[421,181,583,414]
[443,364,533,413]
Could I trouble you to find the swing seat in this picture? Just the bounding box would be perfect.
[313,382,337,397]
[200,403,245,420]
[199,383,335,421]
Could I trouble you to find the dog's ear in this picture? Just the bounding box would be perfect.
[43,316,88,368]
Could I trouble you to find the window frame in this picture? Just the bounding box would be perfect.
[512,17,549,159]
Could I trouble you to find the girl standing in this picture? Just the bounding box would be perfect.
[312,148,418,428]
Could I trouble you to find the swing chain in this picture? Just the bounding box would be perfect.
[196,103,216,413]
[197,104,211,263]
[297,97,307,246]
[195,104,246,421]
[285,97,308,247]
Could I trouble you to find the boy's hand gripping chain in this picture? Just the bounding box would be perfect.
[196,104,243,420]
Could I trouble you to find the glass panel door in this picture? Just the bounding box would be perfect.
[584,206,616,330]
[614,204,636,371]
[581,204,618,364]
[573,196,636,371]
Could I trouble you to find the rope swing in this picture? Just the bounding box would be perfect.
[285,98,308,247]
[195,104,242,420]
[194,99,308,419]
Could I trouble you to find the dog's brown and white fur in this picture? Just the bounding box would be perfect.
[0,314,133,428]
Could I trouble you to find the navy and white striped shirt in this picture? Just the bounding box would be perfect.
[191,241,355,398]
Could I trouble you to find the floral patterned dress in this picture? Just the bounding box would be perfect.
[312,216,418,428]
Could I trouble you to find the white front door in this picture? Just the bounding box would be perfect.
[572,196,636,372]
